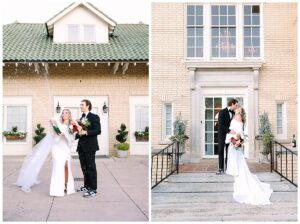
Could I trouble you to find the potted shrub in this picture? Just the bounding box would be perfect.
[116,123,129,158]
[170,114,189,155]
[33,124,46,145]
[256,112,274,163]
[3,126,27,140]
[135,126,149,142]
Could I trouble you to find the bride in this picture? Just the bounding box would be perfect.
[15,109,76,196]
[225,106,273,205]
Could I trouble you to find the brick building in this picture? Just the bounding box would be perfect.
[3,2,149,156]
[151,2,297,162]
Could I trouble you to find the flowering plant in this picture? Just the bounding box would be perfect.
[69,121,79,134]
[3,126,27,139]
[76,117,91,130]
[226,129,241,149]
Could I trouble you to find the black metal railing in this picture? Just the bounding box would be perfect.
[270,140,298,187]
[151,141,180,189]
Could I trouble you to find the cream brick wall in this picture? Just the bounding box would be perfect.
[151,3,191,151]
[3,63,148,156]
[151,3,297,156]
[259,3,297,141]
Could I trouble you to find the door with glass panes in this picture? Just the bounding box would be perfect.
[203,96,247,158]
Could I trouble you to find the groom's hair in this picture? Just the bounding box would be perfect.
[227,99,238,107]
[82,99,92,111]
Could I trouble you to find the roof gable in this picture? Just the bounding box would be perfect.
[46,2,117,36]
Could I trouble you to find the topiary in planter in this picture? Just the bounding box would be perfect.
[116,123,128,144]
[33,124,46,145]
[116,123,129,157]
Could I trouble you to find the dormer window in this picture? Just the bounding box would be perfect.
[46,2,116,44]
[84,25,96,42]
[68,24,80,42]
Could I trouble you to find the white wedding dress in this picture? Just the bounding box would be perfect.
[225,119,273,205]
[15,116,75,196]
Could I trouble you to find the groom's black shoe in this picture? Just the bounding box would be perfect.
[216,169,224,175]
[83,190,97,198]
[76,186,89,193]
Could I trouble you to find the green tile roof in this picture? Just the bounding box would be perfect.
[3,23,148,62]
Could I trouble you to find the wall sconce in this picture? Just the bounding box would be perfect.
[102,102,108,113]
[56,101,61,114]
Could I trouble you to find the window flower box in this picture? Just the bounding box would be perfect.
[135,126,149,142]
[3,126,27,141]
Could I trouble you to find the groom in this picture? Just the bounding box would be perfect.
[76,99,101,198]
[216,99,238,175]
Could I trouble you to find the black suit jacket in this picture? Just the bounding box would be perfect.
[218,108,235,140]
[76,112,101,152]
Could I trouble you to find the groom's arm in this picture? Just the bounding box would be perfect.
[87,115,101,136]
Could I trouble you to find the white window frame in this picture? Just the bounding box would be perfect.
[243,4,262,59]
[83,24,96,43]
[276,102,287,140]
[186,4,204,59]
[67,24,80,43]
[162,103,173,140]
[210,4,237,59]
[3,97,32,145]
[134,104,149,132]
[185,2,264,61]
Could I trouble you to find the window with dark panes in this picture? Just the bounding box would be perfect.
[187,5,204,57]
[211,5,236,58]
[244,5,260,57]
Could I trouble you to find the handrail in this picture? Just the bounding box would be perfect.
[270,140,297,187]
[151,141,180,189]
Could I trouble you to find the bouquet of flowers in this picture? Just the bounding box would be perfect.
[226,130,244,150]
[76,117,91,130]
[69,121,79,134]
[52,121,62,135]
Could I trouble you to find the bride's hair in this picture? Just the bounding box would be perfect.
[60,109,72,125]
[238,107,246,124]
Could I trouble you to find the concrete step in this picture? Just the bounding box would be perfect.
[152,202,298,221]
[167,172,283,183]
[152,192,298,204]
[152,213,298,222]
[152,181,297,193]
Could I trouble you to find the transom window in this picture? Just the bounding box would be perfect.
[211,5,236,58]
[244,5,260,57]
[187,5,204,57]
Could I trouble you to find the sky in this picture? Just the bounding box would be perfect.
[1,0,150,24]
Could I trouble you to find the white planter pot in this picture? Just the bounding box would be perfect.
[117,150,129,158]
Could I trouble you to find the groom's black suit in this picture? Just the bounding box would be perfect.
[218,107,234,171]
[76,112,101,191]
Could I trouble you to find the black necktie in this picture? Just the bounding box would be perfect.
[81,113,86,119]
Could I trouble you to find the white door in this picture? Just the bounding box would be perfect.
[129,96,149,155]
[201,89,249,158]
[53,96,109,156]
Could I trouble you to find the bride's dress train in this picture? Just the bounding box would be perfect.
[226,119,273,205]
[15,117,75,196]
